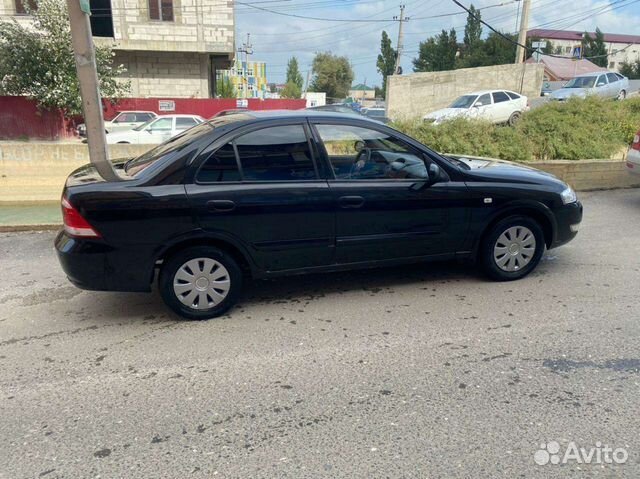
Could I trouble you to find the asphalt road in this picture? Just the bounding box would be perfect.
[1,189,640,479]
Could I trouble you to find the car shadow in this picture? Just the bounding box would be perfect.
[237,260,481,309]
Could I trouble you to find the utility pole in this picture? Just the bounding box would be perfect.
[514,0,531,63]
[393,4,408,75]
[237,33,253,99]
[66,0,119,181]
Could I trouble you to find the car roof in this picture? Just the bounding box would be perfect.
[222,109,380,122]
[464,89,518,96]
[154,114,204,119]
[117,110,156,114]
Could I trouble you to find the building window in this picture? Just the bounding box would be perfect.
[149,0,173,21]
[609,61,616,69]
[15,0,37,14]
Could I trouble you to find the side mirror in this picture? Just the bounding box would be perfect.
[429,163,444,183]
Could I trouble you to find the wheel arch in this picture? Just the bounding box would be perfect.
[475,202,556,256]
[151,234,256,283]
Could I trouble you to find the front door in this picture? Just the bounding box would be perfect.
[186,122,334,272]
[311,121,469,264]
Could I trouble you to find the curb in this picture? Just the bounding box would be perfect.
[0,224,60,233]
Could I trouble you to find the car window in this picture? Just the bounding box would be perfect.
[596,75,608,86]
[615,73,625,80]
[606,73,619,83]
[197,142,241,183]
[136,113,154,122]
[475,94,492,107]
[316,124,429,181]
[492,91,510,103]
[505,91,521,100]
[176,117,198,130]
[234,125,317,181]
[114,113,136,123]
[149,118,173,131]
[449,95,477,109]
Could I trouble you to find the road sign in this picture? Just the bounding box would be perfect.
[572,46,582,59]
[532,41,547,49]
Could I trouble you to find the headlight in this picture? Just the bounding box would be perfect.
[560,186,577,204]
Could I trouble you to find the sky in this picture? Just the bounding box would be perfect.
[234,0,640,87]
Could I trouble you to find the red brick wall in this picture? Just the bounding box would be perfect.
[0,96,307,140]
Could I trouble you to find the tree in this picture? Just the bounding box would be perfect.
[374,86,384,98]
[376,30,396,98]
[619,59,640,79]
[285,57,304,91]
[582,28,608,67]
[462,4,482,58]
[413,29,457,72]
[280,81,302,99]
[309,52,354,100]
[0,0,129,117]
[216,77,237,98]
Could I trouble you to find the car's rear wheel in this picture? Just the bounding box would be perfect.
[159,246,242,320]
[117,141,130,144]
[480,215,545,281]
[617,90,626,101]
[507,111,521,126]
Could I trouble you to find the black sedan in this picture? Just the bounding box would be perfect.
[56,111,582,319]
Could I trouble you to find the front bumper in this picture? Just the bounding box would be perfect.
[550,201,583,249]
[55,232,152,292]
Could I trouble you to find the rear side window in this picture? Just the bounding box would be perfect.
[492,91,510,103]
[505,91,521,100]
[234,125,317,181]
[197,143,241,183]
[136,113,154,122]
[606,73,619,83]
[176,117,198,130]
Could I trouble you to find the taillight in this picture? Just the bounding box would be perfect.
[61,196,101,238]
[632,131,640,151]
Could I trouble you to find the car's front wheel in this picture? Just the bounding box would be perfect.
[159,246,242,320]
[480,216,545,281]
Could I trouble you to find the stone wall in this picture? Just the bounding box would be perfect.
[387,63,545,120]
[114,51,210,98]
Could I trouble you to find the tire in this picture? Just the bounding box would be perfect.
[117,141,130,144]
[159,246,242,320]
[617,90,626,101]
[507,111,521,126]
[479,215,545,281]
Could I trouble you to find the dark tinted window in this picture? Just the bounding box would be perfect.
[606,73,619,83]
[197,143,241,183]
[492,91,510,103]
[176,117,198,130]
[235,125,317,181]
[149,0,173,20]
[316,124,428,180]
[505,91,521,100]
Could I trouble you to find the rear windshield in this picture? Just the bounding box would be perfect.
[124,115,250,176]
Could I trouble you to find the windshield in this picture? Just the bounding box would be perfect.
[133,117,158,131]
[449,95,478,109]
[564,76,597,88]
[125,115,250,176]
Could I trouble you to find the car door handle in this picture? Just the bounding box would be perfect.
[339,196,365,209]
[207,200,236,212]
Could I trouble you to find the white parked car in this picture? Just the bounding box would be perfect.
[626,129,640,175]
[106,115,205,145]
[77,111,157,137]
[423,90,529,126]
[551,72,629,101]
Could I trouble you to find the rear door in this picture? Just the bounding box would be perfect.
[186,121,335,272]
[606,73,620,98]
[311,120,469,264]
[491,91,513,123]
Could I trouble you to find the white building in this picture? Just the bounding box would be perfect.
[527,29,640,72]
[1,0,235,98]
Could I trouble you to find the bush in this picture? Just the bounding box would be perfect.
[391,96,640,161]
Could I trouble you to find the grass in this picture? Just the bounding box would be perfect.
[391,96,640,161]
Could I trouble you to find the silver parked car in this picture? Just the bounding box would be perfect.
[551,72,629,101]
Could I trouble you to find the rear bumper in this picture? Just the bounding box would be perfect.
[550,201,583,249]
[55,231,152,292]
